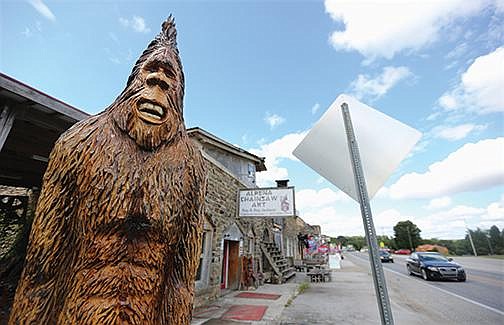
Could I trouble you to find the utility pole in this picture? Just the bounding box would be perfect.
[486,234,494,255]
[342,103,394,325]
[467,228,478,257]
[406,226,413,252]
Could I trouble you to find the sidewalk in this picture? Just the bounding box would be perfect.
[192,280,299,325]
[191,259,353,325]
[192,257,426,324]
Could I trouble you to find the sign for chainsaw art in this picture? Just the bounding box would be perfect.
[238,187,295,217]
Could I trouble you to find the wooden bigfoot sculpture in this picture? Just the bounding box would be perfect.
[9,17,206,324]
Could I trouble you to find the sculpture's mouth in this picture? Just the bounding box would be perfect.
[136,100,166,124]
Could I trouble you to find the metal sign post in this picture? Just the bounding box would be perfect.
[341,102,394,325]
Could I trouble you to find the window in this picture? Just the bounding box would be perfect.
[248,163,255,177]
[196,232,207,281]
[248,237,255,255]
[195,220,214,289]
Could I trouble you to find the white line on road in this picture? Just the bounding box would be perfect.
[350,253,504,316]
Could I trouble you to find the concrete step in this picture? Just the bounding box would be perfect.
[282,270,296,281]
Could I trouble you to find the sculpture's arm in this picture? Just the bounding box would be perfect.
[9,138,78,324]
[160,150,207,324]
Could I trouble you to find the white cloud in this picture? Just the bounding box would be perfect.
[425,196,452,210]
[264,112,286,129]
[301,193,504,238]
[421,199,504,238]
[301,207,364,237]
[28,0,56,22]
[350,66,412,100]
[389,138,504,199]
[432,123,487,141]
[311,103,321,115]
[477,199,504,230]
[241,134,248,145]
[445,42,469,60]
[429,205,485,221]
[324,0,491,60]
[438,47,504,114]
[438,94,458,111]
[375,186,390,199]
[21,27,33,38]
[119,16,151,33]
[316,177,326,184]
[375,209,410,231]
[483,201,504,221]
[479,195,504,227]
[250,131,308,187]
[119,17,129,27]
[296,188,349,210]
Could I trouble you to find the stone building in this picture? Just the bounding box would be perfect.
[188,127,269,306]
[265,179,322,264]
[282,215,321,262]
[188,128,297,306]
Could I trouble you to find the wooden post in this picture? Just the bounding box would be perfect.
[0,105,16,152]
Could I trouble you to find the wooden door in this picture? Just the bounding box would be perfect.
[227,241,240,289]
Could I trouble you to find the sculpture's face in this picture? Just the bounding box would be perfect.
[113,52,184,150]
[134,55,181,126]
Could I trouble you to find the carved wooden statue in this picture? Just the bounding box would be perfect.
[9,16,206,324]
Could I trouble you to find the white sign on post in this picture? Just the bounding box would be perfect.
[329,254,341,270]
[293,94,421,202]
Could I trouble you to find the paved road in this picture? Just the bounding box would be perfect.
[280,254,503,324]
[350,252,504,313]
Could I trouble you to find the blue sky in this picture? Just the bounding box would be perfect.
[2,0,503,239]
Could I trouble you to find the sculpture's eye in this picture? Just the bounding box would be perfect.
[145,62,160,73]
[145,60,176,80]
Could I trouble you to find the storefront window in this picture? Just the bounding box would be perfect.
[196,232,207,281]
[248,238,254,255]
[195,220,213,289]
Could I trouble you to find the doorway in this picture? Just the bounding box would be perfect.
[220,240,240,289]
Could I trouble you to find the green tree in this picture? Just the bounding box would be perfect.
[489,225,503,254]
[453,239,471,256]
[466,228,494,256]
[393,220,422,250]
[335,235,348,246]
[377,235,395,249]
[346,236,366,251]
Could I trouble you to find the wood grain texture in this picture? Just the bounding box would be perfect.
[9,16,207,324]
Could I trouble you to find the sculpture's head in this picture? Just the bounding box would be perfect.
[109,16,185,150]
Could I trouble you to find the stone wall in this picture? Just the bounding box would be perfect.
[282,215,322,262]
[0,186,39,323]
[193,154,269,307]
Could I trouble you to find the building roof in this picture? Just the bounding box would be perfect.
[0,73,90,188]
[187,127,266,172]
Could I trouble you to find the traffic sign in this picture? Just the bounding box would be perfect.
[293,94,421,202]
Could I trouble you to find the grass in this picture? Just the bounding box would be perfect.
[481,255,504,260]
[298,281,310,294]
[285,281,310,307]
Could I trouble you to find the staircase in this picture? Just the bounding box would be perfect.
[260,242,296,284]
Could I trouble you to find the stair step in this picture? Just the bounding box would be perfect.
[282,266,295,274]
[282,270,296,280]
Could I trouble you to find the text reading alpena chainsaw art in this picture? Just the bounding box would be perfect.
[9,17,206,324]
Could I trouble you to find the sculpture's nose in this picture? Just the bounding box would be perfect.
[146,71,170,91]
